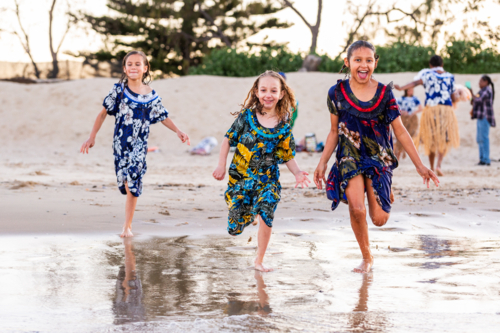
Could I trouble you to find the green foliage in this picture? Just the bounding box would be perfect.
[190,40,500,77]
[374,42,434,73]
[189,47,303,77]
[444,39,500,74]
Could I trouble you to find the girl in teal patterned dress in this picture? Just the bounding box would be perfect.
[213,70,310,272]
[314,41,439,274]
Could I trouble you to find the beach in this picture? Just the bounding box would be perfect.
[1,73,500,332]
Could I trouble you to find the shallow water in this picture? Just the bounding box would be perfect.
[1,232,499,332]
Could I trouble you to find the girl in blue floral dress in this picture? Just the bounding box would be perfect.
[213,70,310,272]
[314,41,439,274]
[80,51,190,238]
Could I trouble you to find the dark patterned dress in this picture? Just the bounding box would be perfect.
[224,109,295,235]
[103,83,169,197]
[326,80,401,213]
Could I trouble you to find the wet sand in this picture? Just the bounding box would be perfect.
[1,184,500,332]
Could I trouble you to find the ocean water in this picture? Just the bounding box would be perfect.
[0,231,499,332]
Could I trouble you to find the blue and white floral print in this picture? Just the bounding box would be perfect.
[414,68,455,106]
[103,83,168,197]
[396,96,421,114]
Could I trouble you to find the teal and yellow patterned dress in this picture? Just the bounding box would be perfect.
[225,108,295,235]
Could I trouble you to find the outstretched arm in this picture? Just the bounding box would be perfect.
[394,79,423,91]
[314,114,339,189]
[161,118,190,145]
[285,159,311,188]
[213,137,230,180]
[392,117,439,188]
[80,107,107,154]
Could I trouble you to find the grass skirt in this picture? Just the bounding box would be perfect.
[417,105,460,156]
[394,113,419,158]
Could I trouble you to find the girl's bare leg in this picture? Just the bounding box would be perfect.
[121,183,138,238]
[345,175,373,273]
[428,152,435,171]
[255,215,273,272]
[435,152,445,176]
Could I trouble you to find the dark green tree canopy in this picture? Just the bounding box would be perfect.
[82,0,291,75]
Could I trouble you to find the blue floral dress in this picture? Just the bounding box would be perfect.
[396,96,421,114]
[103,83,169,197]
[224,109,295,235]
[326,80,401,213]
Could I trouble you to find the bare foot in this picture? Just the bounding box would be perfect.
[120,227,134,238]
[435,168,444,177]
[254,260,273,272]
[390,189,395,204]
[353,257,373,273]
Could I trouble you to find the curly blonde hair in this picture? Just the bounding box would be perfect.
[234,70,296,124]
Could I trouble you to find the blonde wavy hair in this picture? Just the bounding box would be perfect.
[234,70,296,124]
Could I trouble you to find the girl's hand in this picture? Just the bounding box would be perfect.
[394,84,402,91]
[314,163,327,189]
[213,165,226,181]
[416,165,440,188]
[294,171,311,189]
[401,110,409,116]
[80,137,95,154]
[177,131,191,145]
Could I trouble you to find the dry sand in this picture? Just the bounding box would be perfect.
[1,73,500,332]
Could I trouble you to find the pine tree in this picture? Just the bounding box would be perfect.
[82,0,290,75]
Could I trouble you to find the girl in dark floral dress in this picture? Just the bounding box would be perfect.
[213,70,310,272]
[80,51,190,238]
[314,41,439,274]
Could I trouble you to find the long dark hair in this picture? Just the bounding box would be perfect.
[339,40,380,74]
[482,75,495,101]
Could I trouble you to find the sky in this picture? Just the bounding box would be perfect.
[0,0,498,63]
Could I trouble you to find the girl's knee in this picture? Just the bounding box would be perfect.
[371,213,389,227]
[349,205,366,222]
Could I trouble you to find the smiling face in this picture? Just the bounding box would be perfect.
[256,76,284,113]
[123,54,148,82]
[345,47,377,84]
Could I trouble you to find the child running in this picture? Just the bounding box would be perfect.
[313,41,439,274]
[213,70,310,272]
[394,87,423,160]
[80,50,190,237]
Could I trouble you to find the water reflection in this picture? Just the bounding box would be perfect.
[225,271,272,316]
[113,238,145,324]
[349,274,387,332]
[416,235,460,270]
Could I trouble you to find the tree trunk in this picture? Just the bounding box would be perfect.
[48,0,58,78]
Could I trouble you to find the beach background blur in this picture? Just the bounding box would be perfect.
[1,1,500,332]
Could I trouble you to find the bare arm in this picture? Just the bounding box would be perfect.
[80,107,107,154]
[391,117,439,188]
[213,137,230,180]
[394,79,423,91]
[161,118,190,145]
[314,114,339,189]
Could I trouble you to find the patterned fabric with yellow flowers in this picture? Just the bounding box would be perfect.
[326,79,401,213]
[224,108,295,235]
